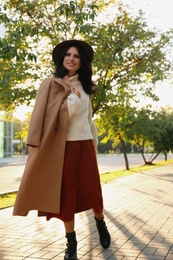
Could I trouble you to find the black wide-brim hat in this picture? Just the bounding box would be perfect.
[52,39,94,65]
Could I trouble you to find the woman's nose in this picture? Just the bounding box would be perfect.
[69,55,74,60]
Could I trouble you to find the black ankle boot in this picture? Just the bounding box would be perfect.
[95,216,111,249]
[64,231,78,260]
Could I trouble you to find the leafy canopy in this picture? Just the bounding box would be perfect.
[0,0,100,110]
[0,0,172,115]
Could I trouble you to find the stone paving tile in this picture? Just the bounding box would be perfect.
[0,164,173,259]
[137,257,165,260]
[165,253,173,260]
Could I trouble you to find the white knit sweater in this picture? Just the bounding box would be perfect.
[66,74,98,148]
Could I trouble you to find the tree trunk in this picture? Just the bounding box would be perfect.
[135,141,147,165]
[150,150,161,164]
[164,151,167,161]
[120,137,130,170]
[141,150,147,165]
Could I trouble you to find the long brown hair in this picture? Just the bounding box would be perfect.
[54,45,96,94]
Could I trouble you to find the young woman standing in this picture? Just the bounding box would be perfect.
[13,39,111,260]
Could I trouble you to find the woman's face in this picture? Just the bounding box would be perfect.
[63,46,81,77]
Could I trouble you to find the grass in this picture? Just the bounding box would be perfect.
[0,192,17,210]
[100,158,173,183]
[1,158,173,210]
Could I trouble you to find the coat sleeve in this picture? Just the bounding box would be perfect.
[26,78,51,147]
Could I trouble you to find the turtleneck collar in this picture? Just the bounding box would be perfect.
[69,73,79,82]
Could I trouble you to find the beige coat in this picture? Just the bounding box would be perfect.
[13,76,74,216]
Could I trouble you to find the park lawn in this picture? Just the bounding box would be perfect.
[1,158,173,209]
[100,158,173,183]
[0,192,17,209]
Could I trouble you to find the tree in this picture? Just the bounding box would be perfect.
[91,7,173,169]
[90,8,172,115]
[1,1,172,112]
[1,1,173,167]
[95,98,138,170]
[0,0,100,110]
[125,108,158,165]
[96,105,173,168]
[151,108,173,160]
[127,107,173,164]
[13,113,31,155]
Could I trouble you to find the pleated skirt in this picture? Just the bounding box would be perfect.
[46,140,103,222]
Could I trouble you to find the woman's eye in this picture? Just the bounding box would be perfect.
[65,53,80,59]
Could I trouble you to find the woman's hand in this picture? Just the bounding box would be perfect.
[71,87,81,98]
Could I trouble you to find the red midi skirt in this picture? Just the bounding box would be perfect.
[46,140,103,222]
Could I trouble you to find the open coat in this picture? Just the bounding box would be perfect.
[13,76,74,216]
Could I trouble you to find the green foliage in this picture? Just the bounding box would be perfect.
[151,108,173,153]
[0,192,17,209]
[126,107,173,163]
[1,1,172,112]
[12,113,31,154]
[96,105,173,165]
[126,108,155,148]
[1,0,173,167]
[91,8,172,114]
[91,6,173,168]
[0,0,100,111]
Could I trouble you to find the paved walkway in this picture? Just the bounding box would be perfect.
[0,164,173,259]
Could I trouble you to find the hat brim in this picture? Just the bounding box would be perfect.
[52,39,94,65]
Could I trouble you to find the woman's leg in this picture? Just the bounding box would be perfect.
[93,209,103,220]
[64,218,78,260]
[64,219,75,233]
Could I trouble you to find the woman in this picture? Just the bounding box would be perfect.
[13,39,110,260]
